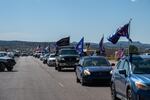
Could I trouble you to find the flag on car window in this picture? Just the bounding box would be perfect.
[76,37,84,56]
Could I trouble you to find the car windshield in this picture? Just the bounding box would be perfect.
[44,54,49,57]
[50,54,56,57]
[131,57,150,74]
[60,50,78,55]
[83,57,110,67]
[0,53,7,57]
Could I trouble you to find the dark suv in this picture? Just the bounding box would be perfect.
[55,49,80,71]
[0,52,16,71]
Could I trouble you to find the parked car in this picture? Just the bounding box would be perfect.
[7,52,15,58]
[21,52,28,56]
[40,53,45,61]
[43,53,50,64]
[75,56,113,86]
[13,50,21,57]
[111,55,150,100]
[55,48,80,71]
[33,52,42,58]
[47,53,56,66]
[0,51,16,71]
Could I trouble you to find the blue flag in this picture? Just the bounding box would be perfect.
[108,21,132,44]
[44,46,50,53]
[76,37,84,56]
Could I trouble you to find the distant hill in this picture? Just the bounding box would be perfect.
[0,40,150,52]
[0,40,54,51]
[105,41,150,49]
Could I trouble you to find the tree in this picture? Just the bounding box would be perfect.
[129,45,139,54]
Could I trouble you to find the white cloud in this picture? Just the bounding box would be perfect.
[130,0,136,2]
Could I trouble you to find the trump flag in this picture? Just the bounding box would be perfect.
[76,37,84,56]
[108,21,132,44]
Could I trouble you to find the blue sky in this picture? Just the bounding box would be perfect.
[0,0,150,43]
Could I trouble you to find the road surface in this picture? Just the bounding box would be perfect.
[0,57,112,100]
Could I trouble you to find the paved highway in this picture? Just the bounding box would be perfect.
[0,57,112,100]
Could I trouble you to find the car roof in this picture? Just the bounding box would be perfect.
[121,54,150,61]
[50,53,56,56]
[57,46,75,50]
[0,51,7,53]
[60,48,76,51]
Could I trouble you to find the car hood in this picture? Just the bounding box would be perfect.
[132,74,150,83]
[48,58,56,60]
[83,66,112,72]
[0,56,13,60]
[59,55,79,58]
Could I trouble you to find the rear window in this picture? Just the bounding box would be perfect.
[60,49,78,55]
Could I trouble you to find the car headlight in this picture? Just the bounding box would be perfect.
[84,69,91,76]
[76,57,80,61]
[60,58,65,61]
[135,81,149,90]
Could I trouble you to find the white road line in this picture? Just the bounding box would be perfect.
[58,82,64,88]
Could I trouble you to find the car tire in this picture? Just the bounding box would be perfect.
[76,77,80,83]
[111,83,119,100]
[43,60,46,64]
[7,67,13,72]
[58,66,61,71]
[81,78,86,86]
[127,88,133,100]
[0,63,5,72]
[55,66,57,70]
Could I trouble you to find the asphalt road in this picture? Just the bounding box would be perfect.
[0,57,112,100]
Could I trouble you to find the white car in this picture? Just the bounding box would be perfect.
[47,53,56,66]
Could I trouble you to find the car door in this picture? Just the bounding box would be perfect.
[114,60,125,94]
[119,60,130,96]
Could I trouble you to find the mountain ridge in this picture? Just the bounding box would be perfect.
[0,40,149,51]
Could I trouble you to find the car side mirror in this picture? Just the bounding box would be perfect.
[111,63,115,66]
[119,69,126,75]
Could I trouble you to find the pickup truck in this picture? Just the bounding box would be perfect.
[55,48,79,71]
[0,52,16,71]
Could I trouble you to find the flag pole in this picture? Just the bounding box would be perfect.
[128,18,132,56]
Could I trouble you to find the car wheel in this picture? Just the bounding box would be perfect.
[81,78,86,86]
[111,83,119,100]
[127,88,133,100]
[76,77,80,83]
[7,67,13,72]
[55,66,57,70]
[43,60,46,64]
[0,63,5,72]
[58,66,61,71]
